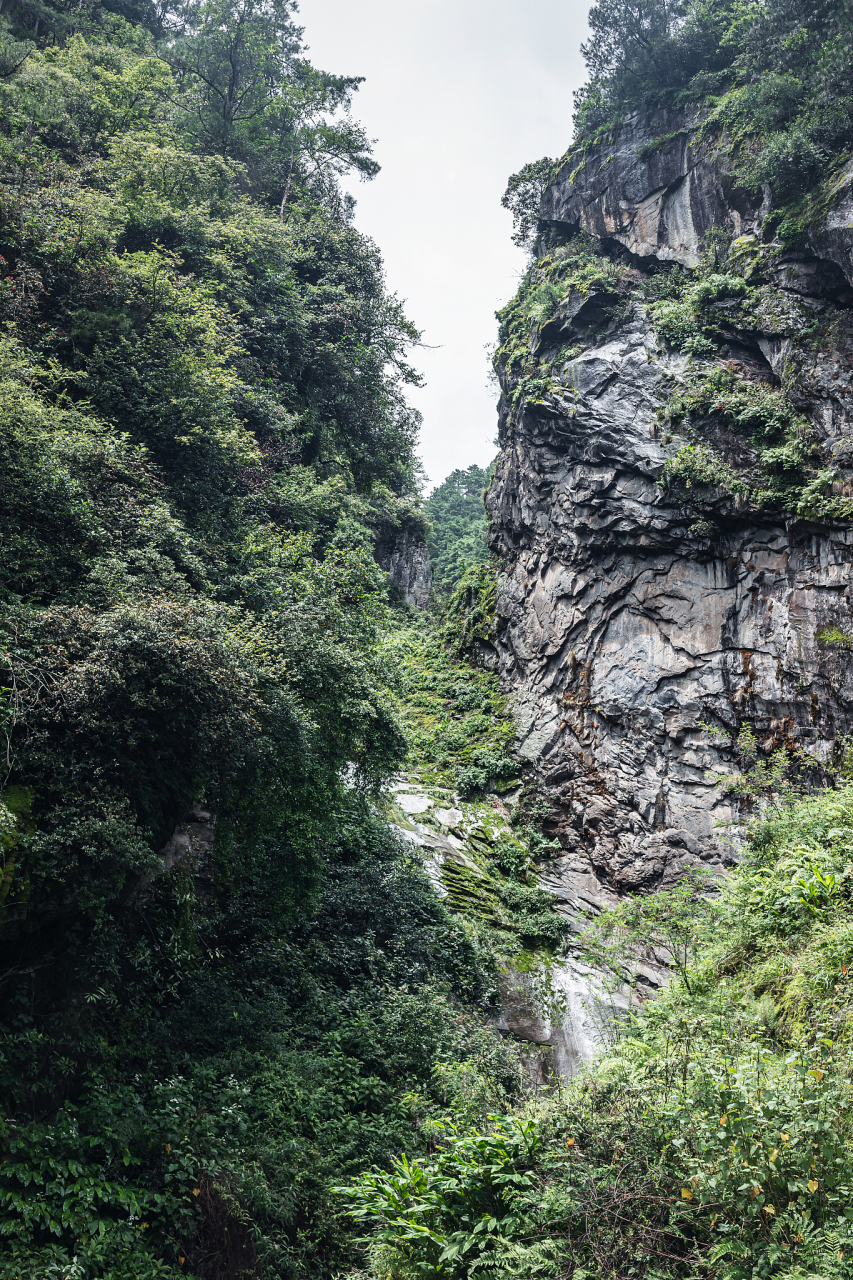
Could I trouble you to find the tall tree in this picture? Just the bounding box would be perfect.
[425,462,494,594]
[164,0,378,213]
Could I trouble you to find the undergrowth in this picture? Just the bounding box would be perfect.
[341,785,853,1279]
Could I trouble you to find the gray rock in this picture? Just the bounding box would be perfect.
[378,531,432,608]
[489,106,853,898]
[396,794,434,815]
[541,108,853,286]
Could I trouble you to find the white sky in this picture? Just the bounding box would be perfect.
[297,0,592,491]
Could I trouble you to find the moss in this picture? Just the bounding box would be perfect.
[637,128,690,162]
[661,360,853,521]
[442,562,498,659]
[382,605,571,951]
[381,613,518,796]
[494,232,632,426]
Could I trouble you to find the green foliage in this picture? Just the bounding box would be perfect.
[707,725,810,807]
[345,786,853,1280]
[573,0,753,135]
[382,613,517,799]
[424,464,494,597]
[636,232,853,523]
[0,804,522,1279]
[341,1116,544,1277]
[662,438,753,499]
[0,3,485,1277]
[659,360,851,518]
[500,157,556,251]
[494,232,631,428]
[649,269,747,357]
[0,1072,248,1280]
[571,0,853,210]
[442,562,499,667]
[0,0,426,928]
[581,869,715,996]
[380,606,569,953]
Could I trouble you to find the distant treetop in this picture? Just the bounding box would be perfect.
[425,462,495,596]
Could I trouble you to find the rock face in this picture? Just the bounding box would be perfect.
[378,531,432,608]
[489,110,853,901]
[383,772,643,1078]
[540,108,762,269]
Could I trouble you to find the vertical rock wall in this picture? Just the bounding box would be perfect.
[378,530,433,608]
[488,111,853,912]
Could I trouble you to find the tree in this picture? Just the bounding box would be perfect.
[580,870,713,997]
[572,0,754,133]
[425,462,494,594]
[501,157,555,251]
[164,0,379,213]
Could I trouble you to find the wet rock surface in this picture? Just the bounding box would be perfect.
[386,773,666,1078]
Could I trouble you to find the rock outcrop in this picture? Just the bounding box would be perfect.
[378,530,433,608]
[489,110,853,902]
[384,772,643,1078]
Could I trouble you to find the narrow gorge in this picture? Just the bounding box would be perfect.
[4,1,853,1278]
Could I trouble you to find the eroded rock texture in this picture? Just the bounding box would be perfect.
[378,530,432,608]
[489,112,853,902]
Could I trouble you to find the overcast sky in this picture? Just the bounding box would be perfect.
[297,0,592,491]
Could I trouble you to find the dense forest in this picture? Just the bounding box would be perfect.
[424,463,493,598]
[0,0,519,1273]
[3,0,853,1279]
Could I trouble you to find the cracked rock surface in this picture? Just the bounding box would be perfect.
[489,109,853,897]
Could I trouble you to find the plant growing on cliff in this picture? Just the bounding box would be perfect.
[501,156,556,251]
[571,0,853,213]
[580,870,714,997]
[493,232,632,427]
[657,361,853,519]
[662,439,752,499]
[345,787,853,1280]
[573,0,753,135]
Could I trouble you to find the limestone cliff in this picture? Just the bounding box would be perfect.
[488,110,853,910]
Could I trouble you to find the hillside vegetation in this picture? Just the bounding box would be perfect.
[345,3,853,1280]
[424,464,493,598]
[0,0,531,1275]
